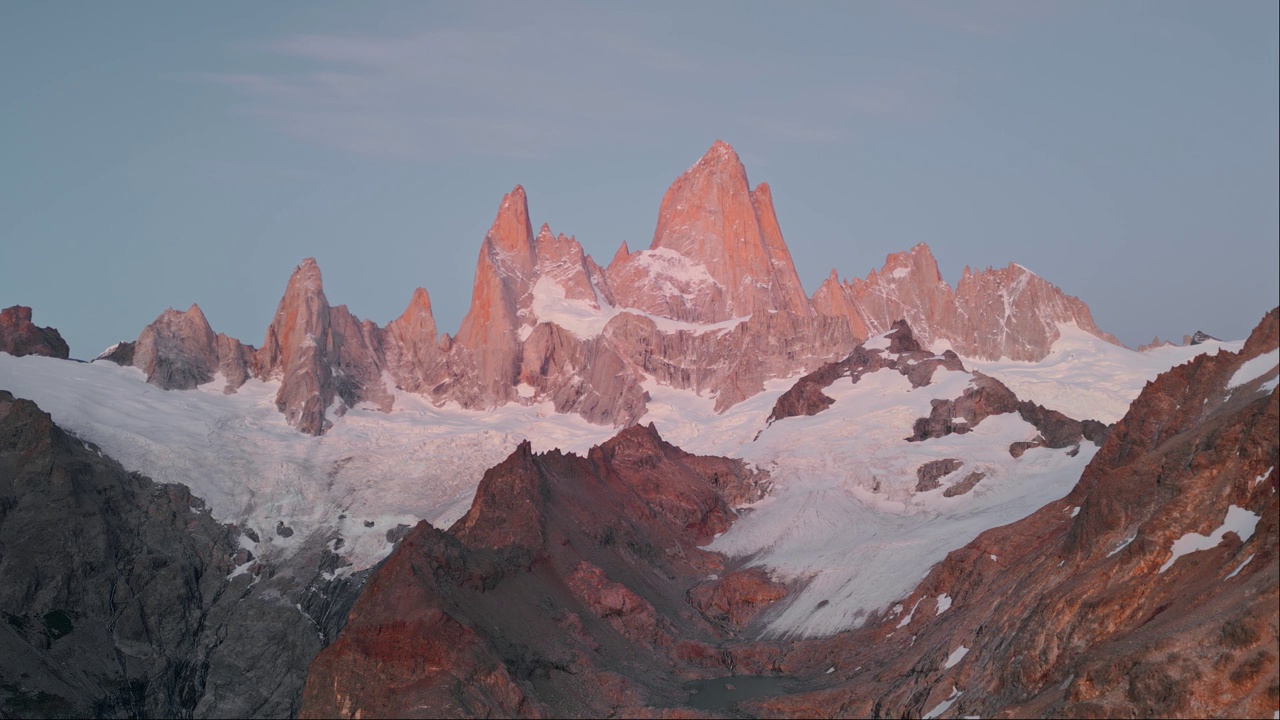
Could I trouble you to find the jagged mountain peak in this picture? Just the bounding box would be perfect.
[607,140,812,322]
[486,184,536,263]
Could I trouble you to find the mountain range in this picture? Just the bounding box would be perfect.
[96,141,1114,435]
[0,142,1274,719]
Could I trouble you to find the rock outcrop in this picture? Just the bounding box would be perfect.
[0,306,69,359]
[132,304,252,392]
[300,424,776,718]
[766,321,964,427]
[0,390,367,718]
[380,287,448,394]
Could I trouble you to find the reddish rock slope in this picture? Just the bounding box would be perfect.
[299,424,775,718]
[746,308,1279,719]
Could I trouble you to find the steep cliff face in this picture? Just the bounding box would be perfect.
[746,308,1279,719]
[607,140,812,323]
[450,186,539,408]
[256,259,337,435]
[299,424,773,718]
[0,391,368,718]
[132,304,252,392]
[0,306,69,360]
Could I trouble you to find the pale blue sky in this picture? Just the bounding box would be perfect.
[2,1,1277,358]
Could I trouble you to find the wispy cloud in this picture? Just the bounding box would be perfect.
[204,11,946,160]
[904,0,1059,37]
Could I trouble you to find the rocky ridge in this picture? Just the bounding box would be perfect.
[738,308,1279,718]
[296,310,1276,717]
[0,306,68,360]
[299,423,775,718]
[768,319,1111,462]
[814,244,1119,361]
[0,390,369,718]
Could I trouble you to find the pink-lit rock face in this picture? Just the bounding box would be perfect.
[949,262,1119,361]
[381,287,447,394]
[114,141,1124,434]
[820,243,1121,361]
[846,243,955,346]
[256,259,336,435]
[607,140,812,323]
[132,304,251,392]
[450,186,538,407]
[0,305,69,359]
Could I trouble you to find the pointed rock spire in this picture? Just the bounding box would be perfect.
[608,240,631,270]
[453,189,541,405]
[486,185,537,272]
[256,258,335,435]
[383,287,446,394]
[607,140,813,322]
[844,243,954,345]
[811,271,869,341]
[259,258,330,379]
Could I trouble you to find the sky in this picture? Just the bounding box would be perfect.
[2,1,1277,358]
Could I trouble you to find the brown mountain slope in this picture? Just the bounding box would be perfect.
[299,424,774,718]
[749,308,1279,718]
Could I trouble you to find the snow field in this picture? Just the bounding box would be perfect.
[0,325,1241,637]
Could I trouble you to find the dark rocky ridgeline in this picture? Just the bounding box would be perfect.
[734,308,1279,719]
[0,390,368,718]
[907,371,1112,452]
[765,319,1111,458]
[766,320,965,426]
[299,423,785,718]
[0,306,69,360]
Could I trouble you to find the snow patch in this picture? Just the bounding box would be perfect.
[1228,349,1279,389]
[936,593,952,615]
[1107,534,1137,558]
[1159,505,1261,573]
[1226,554,1255,580]
[1255,466,1274,486]
[528,274,745,339]
[862,331,893,351]
[93,343,122,361]
[924,687,963,719]
[898,599,922,628]
[966,322,1243,424]
[944,645,969,670]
